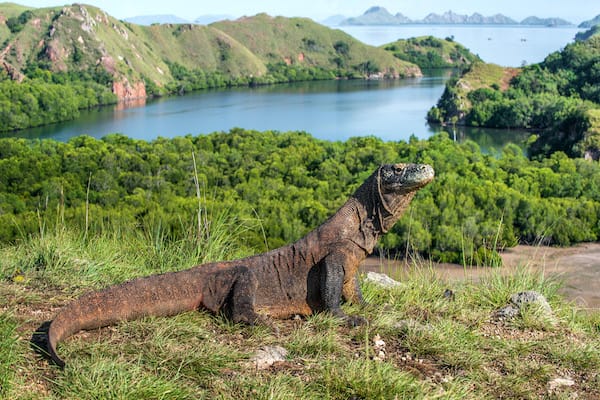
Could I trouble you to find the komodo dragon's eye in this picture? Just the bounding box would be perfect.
[392,164,406,173]
[382,164,407,181]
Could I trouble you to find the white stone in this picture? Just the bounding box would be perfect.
[250,345,287,370]
[364,271,402,288]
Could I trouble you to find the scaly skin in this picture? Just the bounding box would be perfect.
[43,163,434,367]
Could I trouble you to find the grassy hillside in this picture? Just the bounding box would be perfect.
[0,2,30,42]
[0,4,421,92]
[1,226,599,399]
[382,35,481,69]
[212,14,420,78]
[428,30,600,159]
[0,1,29,15]
[131,23,268,80]
[426,62,520,125]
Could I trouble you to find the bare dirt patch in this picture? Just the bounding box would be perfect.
[361,243,600,310]
[500,68,521,91]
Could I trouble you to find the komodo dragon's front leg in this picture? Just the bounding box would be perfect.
[320,251,367,326]
[343,275,366,305]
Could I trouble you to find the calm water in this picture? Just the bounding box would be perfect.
[6,25,577,145]
[9,73,454,143]
[339,25,583,67]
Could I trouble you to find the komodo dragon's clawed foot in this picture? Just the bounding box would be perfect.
[255,314,281,336]
[330,308,367,327]
[344,314,367,327]
[232,312,280,336]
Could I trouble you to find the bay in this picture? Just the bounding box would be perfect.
[8,72,454,143]
[5,25,578,146]
[339,25,583,67]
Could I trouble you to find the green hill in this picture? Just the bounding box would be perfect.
[427,31,600,160]
[382,35,481,69]
[0,4,421,99]
[211,14,419,77]
[0,3,423,131]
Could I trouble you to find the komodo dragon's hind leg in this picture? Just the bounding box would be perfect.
[225,265,262,325]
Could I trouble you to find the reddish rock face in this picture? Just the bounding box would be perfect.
[112,80,146,101]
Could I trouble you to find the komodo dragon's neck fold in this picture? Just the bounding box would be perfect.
[345,168,412,253]
[356,167,415,236]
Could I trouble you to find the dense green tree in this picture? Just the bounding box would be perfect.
[1,131,599,265]
[0,75,117,132]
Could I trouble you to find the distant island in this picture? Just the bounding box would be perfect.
[337,6,573,26]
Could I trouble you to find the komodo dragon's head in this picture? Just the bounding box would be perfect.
[371,163,434,233]
[378,163,434,194]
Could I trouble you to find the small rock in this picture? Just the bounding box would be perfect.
[250,345,287,370]
[548,377,575,392]
[443,288,455,300]
[394,319,433,334]
[372,334,386,361]
[364,272,402,288]
[510,291,552,314]
[372,334,386,348]
[494,304,520,319]
[493,290,554,321]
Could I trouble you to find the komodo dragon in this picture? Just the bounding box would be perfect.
[42,163,434,367]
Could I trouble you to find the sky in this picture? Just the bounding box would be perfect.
[17,0,600,24]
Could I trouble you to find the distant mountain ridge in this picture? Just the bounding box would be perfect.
[341,6,410,25]
[422,10,517,25]
[123,14,234,26]
[124,14,190,25]
[340,6,573,26]
[520,16,572,26]
[579,14,600,28]
[194,15,233,25]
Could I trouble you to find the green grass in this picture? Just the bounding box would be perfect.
[0,312,18,398]
[458,63,510,90]
[0,226,599,399]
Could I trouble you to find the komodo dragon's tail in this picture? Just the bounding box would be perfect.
[46,269,205,367]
